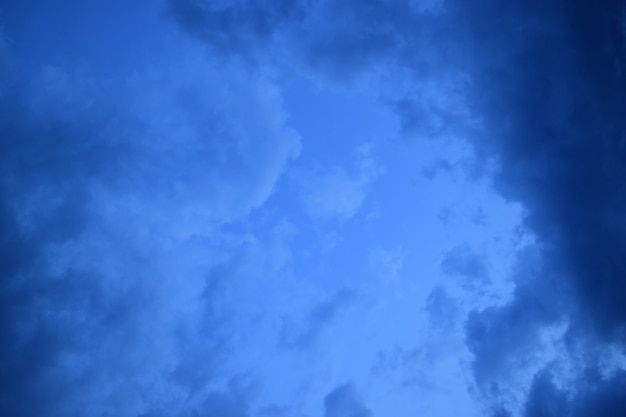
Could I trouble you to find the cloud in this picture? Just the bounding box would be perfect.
[193,375,256,417]
[522,370,570,417]
[113,58,301,223]
[296,145,380,221]
[520,368,626,417]
[240,0,626,413]
[425,286,459,330]
[165,0,304,62]
[280,288,356,349]
[7,0,626,416]
[166,0,454,83]
[0,26,9,72]
[324,382,372,417]
[440,243,490,291]
[464,0,626,331]
[447,0,626,414]
[368,247,403,281]
[0,47,300,416]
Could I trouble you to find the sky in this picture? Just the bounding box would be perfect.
[1,1,625,416]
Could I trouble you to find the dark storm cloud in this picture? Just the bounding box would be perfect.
[522,370,569,417]
[434,1,626,417]
[454,0,626,414]
[459,0,626,331]
[324,382,372,417]
[520,368,626,417]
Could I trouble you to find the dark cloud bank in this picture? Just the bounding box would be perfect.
[457,1,626,415]
[167,0,626,415]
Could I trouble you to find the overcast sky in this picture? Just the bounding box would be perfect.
[1,1,626,416]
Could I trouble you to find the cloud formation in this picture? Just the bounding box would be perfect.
[0,46,299,416]
[295,146,380,221]
[6,0,626,416]
[324,383,372,417]
[454,1,626,415]
[168,0,626,415]
[280,288,356,349]
[441,243,490,291]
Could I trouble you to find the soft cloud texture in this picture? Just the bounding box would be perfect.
[168,0,626,415]
[324,383,372,417]
[0,41,299,417]
[6,1,626,416]
[441,243,490,292]
[295,145,380,221]
[454,1,626,415]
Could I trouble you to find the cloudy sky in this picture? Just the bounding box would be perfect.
[1,1,626,416]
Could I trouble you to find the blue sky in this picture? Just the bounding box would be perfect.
[1,1,626,416]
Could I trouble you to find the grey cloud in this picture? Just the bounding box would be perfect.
[370,346,441,393]
[456,0,626,329]
[296,0,406,81]
[450,0,626,414]
[256,404,294,417]
[139,375,255,417]
[167,0,449,80]
[295,148,380,222]
[573,370,626,417]
[464,248,569,409]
